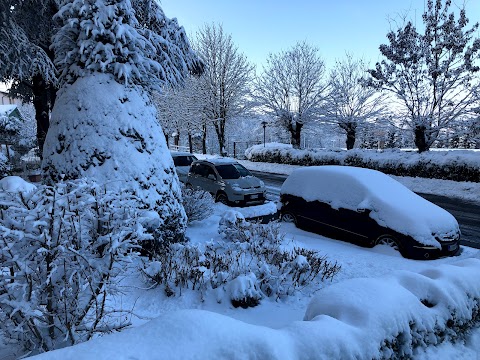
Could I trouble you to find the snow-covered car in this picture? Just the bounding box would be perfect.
[186,158,267,206]
[170,151,198,183]
[280,166,461,259]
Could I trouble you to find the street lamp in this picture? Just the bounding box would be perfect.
[261,121,268,147]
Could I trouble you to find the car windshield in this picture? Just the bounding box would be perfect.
[215,164,251,179]
[173,155,197,167]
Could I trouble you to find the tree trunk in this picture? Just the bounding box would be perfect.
[202,123,207,154]
[289,122,303,149]
[214,119,227,156]
[345,124,356,150]
[32,74,51,158]
[164,132,169,148]
[188,133,193,153]
[414,125,430,153]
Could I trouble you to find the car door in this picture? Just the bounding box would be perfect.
[188,163,206,190]
[319,180,373,244]
[202,165,219,194]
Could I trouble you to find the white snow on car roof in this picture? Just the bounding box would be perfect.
[200,157,239,165]
[280,166,459,247]
[170,151,196,157]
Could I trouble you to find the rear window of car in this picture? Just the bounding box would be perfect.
[173,155,197,167]
[215,164,251,179]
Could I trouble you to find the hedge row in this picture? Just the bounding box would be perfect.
[245,144,480,182]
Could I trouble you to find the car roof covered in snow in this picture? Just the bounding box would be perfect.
[280,166,459,247]
[194,157,240,166]
[170,151,196,157]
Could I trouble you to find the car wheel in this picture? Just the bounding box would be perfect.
[216,192,229,205]
[281,212,297,225]
[375,235,401,251]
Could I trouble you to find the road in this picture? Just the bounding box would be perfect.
[251,170,480,249]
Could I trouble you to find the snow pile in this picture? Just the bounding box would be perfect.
[304,258,480,358]
[245,145,480,182]
[281,166,459,247]
[0,175,36,194]
[31,258,480,360]
[218,200,278,220]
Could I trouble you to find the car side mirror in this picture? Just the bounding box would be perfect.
[207,174,217,181]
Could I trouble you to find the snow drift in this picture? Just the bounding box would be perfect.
[31,257,480,359]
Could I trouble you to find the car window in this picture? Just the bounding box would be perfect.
[206,166,216,179]
[215,164,251,179]
[191,163,202,176]
[194,164,214,178]
[173,155,197,167]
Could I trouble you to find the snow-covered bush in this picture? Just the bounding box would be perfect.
[0,151,10,177]
[246,144,480,182]
[303,259,480,358]
[142,213,340,306]
[181,185,214,223]
[0,179,151,355]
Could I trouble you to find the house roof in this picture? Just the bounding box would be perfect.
[0,104,18,117]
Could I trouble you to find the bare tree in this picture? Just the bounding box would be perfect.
[323,54,385,150]
[365,0,480,152]
[155,76,205,152]
[194,24,254,156]
[255,41,327,148]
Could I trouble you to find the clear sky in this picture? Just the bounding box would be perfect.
[161,0,480,70]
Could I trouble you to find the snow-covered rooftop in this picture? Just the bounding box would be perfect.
[0,104,18,117]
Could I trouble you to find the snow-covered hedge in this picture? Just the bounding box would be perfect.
[142,211,340,305]
[31,257,480,360]
[245,144,480,182]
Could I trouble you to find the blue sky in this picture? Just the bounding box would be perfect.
[161,0,480,70]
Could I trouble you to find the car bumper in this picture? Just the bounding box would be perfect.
[408,240,461,259]
[229,191,266,205]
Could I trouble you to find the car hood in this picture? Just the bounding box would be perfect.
[228,176,264,190]
[364,194,460,248]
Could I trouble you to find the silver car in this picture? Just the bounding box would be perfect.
[186,159,266,206]
[171,151,198,183]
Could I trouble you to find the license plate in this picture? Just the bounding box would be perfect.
[250,194,258,199]
[448,244,458,251]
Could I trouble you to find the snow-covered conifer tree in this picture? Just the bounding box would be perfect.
[365,0,480,152]
[44,0,187,244]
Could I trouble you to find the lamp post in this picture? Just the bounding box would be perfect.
[261,121,267,147]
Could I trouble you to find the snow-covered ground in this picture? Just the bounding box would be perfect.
[19,198,480,359]
[2,162,480,359]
